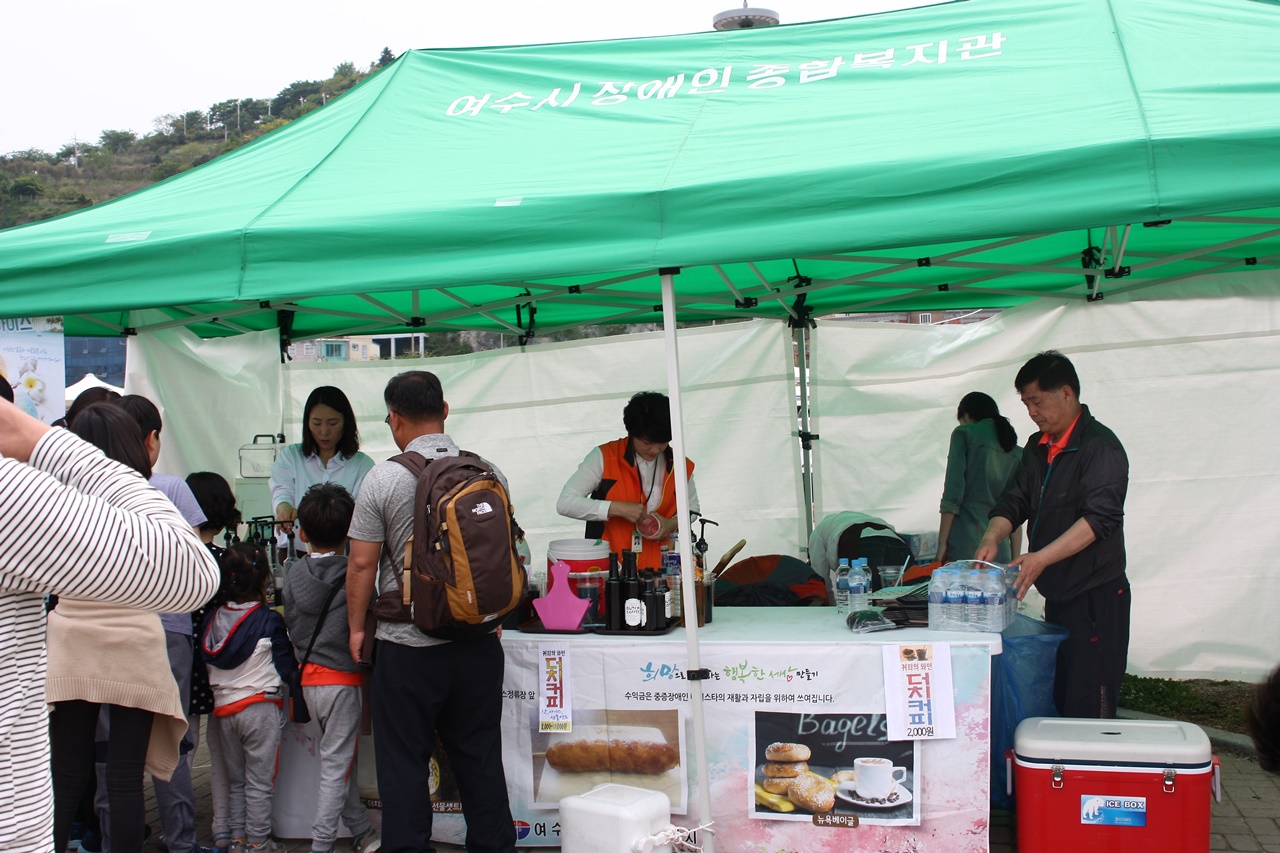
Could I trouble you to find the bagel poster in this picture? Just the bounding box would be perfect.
[749,711,921,826]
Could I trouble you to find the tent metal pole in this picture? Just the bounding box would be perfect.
[795,323,815,537]
[660,270,715,851]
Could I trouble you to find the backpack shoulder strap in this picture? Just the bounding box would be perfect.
[389,450,429,477]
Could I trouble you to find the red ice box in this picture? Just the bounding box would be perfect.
[1010,717,1220,853]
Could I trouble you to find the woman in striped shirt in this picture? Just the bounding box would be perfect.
[0,400,220,852]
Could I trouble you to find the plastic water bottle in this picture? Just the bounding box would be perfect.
[982,568,1007,632]
[963,569,985,627]
[928,569,948,629]
[834,558,852,615]
[849,558,870,613]
[943,567,967,628]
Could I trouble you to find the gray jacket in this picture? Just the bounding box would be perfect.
[283,553,359,673]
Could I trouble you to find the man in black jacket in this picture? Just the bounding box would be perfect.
[977,351,1130,718]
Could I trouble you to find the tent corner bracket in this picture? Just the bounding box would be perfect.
[406,316,426,327]
[1103,266,1131,279]
[787,293,815,329]
[735,296,759,309]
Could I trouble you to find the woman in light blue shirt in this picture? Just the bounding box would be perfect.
[938,392,1022,563]
[271,387,374,538]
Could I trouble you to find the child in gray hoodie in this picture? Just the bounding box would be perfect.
[283,483,380,853]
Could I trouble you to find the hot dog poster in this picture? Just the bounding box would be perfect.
[749,711,920,826]
[528,708,687,812]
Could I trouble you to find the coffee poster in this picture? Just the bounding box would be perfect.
[749,710,920,826]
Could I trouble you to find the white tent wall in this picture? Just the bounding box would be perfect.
[811,270,1280,680]
[272,319,805,575]
[125,324,283,487]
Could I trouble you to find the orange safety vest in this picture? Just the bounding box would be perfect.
[586,437,695,571]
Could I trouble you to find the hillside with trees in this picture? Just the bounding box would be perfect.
[2,46,664,349]
[0,48,396,229]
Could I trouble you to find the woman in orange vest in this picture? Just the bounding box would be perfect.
[557,392,699,570]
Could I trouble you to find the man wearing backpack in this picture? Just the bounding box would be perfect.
[346,371,518,853]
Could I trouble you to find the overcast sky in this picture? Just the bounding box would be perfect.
[0,0,924,155]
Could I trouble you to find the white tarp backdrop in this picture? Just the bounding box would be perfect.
[126,323,283,486]
[128,275,1280,679]
[812,271,1280,680]
[141,321,805,578]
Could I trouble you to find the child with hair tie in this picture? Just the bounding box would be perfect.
[200,545,296,853]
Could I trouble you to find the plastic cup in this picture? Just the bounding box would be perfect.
[878,566,904,588]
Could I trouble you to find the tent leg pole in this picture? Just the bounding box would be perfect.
[660,270,715,851]
[795,323,815,538]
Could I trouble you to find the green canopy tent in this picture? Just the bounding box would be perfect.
[2,0,1279,340]
[4,0,1280,841]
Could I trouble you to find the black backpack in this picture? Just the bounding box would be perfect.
[371,451,527,640]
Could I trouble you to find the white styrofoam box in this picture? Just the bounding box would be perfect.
[559,783,673,853]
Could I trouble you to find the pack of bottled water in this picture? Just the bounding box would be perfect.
[927,561,1014,632]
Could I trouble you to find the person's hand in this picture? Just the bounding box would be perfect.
[1008,551,1049,600]
[608,502,648,525]
[656,513,680,540]
[640,513,671,541]
[276,502,297,534]
[349,628,365,666]
[0,399,50,463]
[973,539,1001,564]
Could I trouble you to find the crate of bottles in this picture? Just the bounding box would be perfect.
[927,561,1015,632]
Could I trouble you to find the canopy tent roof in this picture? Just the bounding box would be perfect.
[2,0,1279,339]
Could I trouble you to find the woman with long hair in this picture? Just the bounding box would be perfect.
[938,392,1023,563]
[269,386,373,548]
[48,403,194,853]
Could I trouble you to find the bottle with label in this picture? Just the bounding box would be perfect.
[928,567,947,629]
[849,558,870,613]
[834,558,852,615]
[657,574,674,627]
[605,552,623,631]
[943,566,967,628]
[982,568,1007,632]
[963,568,985,627]
[665,533,681,574]
[643,573,663,631]
[622,551,644,630]
[670,569,683,623]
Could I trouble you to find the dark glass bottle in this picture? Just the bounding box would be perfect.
[643,573,662,631]
[605,552,623,631]
[622,551,644,630]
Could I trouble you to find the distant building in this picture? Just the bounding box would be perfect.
[285,333,432,363]
[64,337,127,387]
[827,309,1001,325]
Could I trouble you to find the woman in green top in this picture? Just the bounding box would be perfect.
[938,392,1023,563]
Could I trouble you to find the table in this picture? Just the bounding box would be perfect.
[422,607,1003,851]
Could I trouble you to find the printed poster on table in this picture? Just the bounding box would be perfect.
[749,711,921,826]
[0,316,65,424]
[538,645,573,732]
[881,641,956,741]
